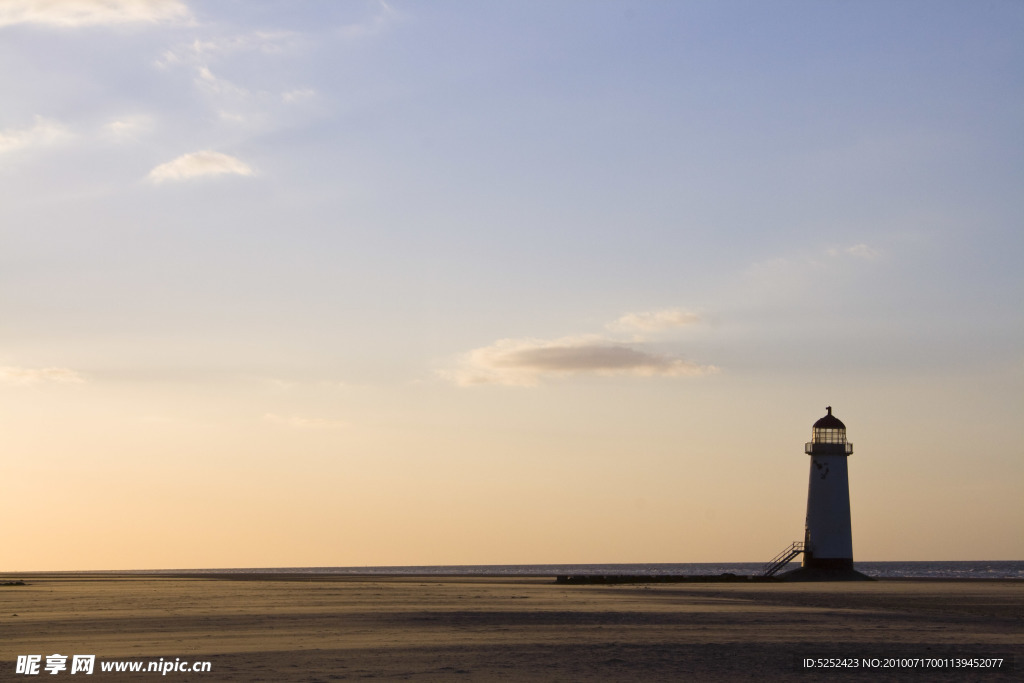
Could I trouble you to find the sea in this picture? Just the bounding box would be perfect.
[138,561,1023,580]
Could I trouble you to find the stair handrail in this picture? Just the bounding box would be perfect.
[762,541,804,577]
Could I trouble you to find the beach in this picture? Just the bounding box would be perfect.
[1,574,1020,681]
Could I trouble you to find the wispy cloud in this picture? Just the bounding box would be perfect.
[263,413,348,430]
[0,116,71,155]
[202,31,299,55]
[154,31,304,127]
[103,115,154,141]
[282,88,316,104]
[444,336,717,387]
[194,66,249,98]
[0,0,191,28]
[148,150,254,183]
[156,31,300,69]
[833,243,882,260]
[747,242,884,286]
[607,309,701,333]
[0,366,85,386]
[338,0,401,38]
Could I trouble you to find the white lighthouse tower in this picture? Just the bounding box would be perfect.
[802,406,854,570]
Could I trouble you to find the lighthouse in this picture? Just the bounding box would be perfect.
[802,406,854,570]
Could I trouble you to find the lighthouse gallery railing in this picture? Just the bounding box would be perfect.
[805,442,854,454]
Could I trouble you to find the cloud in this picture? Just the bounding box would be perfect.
[154,31,303,127]
[194,65,249,98]
[444,336,717,387]
[843,243,882,260]
[0,0,191,27]
[263,413,348,430]
[339,0,401,38]
[148,150,254,183]
[0,366,85,386]
[825,243,882,260]
[282,88,316,104]
[0,116,71,155]
[103,115,153,141]
[608,309,701,333]
[195,31,299,56]
[156,31,300,69]
[748,242,885,289]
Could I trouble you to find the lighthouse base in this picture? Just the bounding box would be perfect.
[778,566,873,582]
[802,555,854,571]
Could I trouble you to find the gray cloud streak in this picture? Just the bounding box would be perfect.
[444,336,717,387]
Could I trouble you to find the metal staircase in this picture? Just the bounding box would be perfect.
[762,541,804,577]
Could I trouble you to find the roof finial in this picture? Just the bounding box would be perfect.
[826,406,832,416]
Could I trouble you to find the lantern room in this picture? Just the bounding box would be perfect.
[805,406,854,455]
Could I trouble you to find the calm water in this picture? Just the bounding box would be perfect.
[141,561,1023,579]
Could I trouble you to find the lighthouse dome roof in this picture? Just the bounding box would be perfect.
[813,406,845,429]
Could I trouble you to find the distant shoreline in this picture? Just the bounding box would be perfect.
[3,571,1022,583]
[3,559,1022,583]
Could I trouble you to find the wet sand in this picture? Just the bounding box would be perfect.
[1,574,1020,681]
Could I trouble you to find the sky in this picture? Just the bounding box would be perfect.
[1,0,1021,571]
